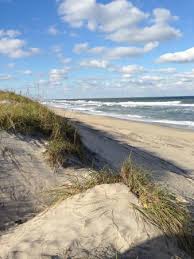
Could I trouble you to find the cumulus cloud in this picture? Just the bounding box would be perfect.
[58,0,146,31]
[58,0,181,44]
[52,45,72,64]
[48,25,60,36]
[73,42,89,53]
[23,70,32,75]
[73,42,158,59]
[120,65,144,74]
[49,68,69,86]
[153,67,176,73]
[157,47,194,63]
[107,8,181,43]
[106,42,159,59]
[0,74,12,80]
[0,29,21,38]
[0,29,40,58]
[80,59,109,69]
[141,75,163,82]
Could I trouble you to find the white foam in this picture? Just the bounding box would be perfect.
[49,100,194,108]
[44,100,194,129]
[146,119,194,127]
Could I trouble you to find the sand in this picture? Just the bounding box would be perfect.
[0,183,188,258]
[0,109,193,258]
[0,131,87,233]
[53,109,194,204]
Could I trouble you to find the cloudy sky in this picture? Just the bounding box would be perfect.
[1,0,194,98]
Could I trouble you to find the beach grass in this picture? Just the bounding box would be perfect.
[48,169,121,204]
[0,91,82,167]
[49,159,192,253]
[121,159,192,252]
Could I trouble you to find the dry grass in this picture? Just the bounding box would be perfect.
[48,169,121,204]
[0,91,33,103]
[48,159,192,253]
[121,159,192,253]
[0,91,82,166]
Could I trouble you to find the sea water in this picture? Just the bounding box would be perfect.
[45,96,194,130]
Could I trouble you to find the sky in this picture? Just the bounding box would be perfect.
[1,0,194,99]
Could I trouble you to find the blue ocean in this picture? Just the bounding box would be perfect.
[46,96,194,130]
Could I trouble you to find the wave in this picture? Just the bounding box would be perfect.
[44,100,194,129]
[146,119,194,128]
[50,100,194,108]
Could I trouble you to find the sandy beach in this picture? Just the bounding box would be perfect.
[53,108,194,203]
[0,92,193,258]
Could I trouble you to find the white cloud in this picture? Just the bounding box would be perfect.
[49,68,69,86]
[0,29,40,59]
[23,70,32,75]
[157,47,194,63]
[58,1,181,44]
[48,25,59,36]
[73,42,89,53]
[74,42,107,54]
[0,29,21,38]
[141,75,163,82]
[0,74,12,80]
[88,46,106,54]
[106,42,158,59]
[108,8,180,43]
[80,59,109,69]
[52,45,72,64]
[7,62,15,68]
[153,67,176,73]
[120,65,144,74]
[58,0,146,31]
[73,41,158,59]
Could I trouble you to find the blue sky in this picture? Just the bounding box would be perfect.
[0,0,194,98]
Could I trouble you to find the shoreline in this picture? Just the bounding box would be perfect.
[52,107,194,203]
[53,106,194,176]
[47,104,194,132]
[51,106,194,133]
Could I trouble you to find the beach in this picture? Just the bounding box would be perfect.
[53,108,194,202]
[0,92,193,258]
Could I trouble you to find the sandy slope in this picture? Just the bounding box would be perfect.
[0,183,188,259]
[0,131,85,233]
[52,109,194,204]
[0,111,193,258]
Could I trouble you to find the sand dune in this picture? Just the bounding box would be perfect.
[0,131,84,233]
[0,108,193,258]
[0,183,188,258]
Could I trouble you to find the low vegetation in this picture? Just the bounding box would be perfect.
[48,169,121,204]
[0,91,82,166]
[0,91,192,254]
[49,159,192,253]
[121,159,192,252]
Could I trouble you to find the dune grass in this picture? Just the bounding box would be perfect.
[121,159,192,252]
[49,158,192,253]
[48,169,121,204]
[0,91,82,166]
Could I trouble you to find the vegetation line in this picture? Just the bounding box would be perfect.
[48,160,192,253]
[0,91,82,167]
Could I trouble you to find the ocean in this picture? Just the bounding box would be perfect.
[46,96,194,130]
